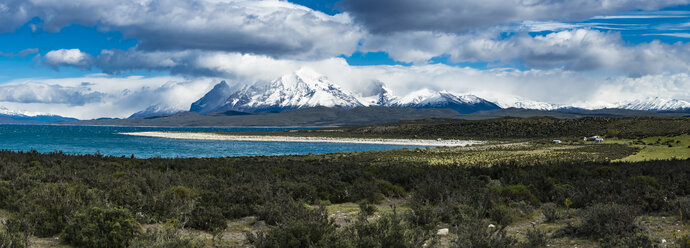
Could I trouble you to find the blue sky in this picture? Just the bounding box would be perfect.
[1,0,690,118]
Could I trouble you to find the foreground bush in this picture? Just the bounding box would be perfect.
[541,203,562,222]
[578,203,637,239]
[61,207,138,248]
[341,210,434,248]
[128,224,206,248]
[0,216,30,248]
[247,203,338,248]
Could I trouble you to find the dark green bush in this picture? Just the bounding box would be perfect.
[246,205,337,248]
[61,207,138,248]
[599,232,658,248]
[674,196,690,221]
[21,183,98,237]
[451,218,517,248]
[578,203,638,239]
[492,184,540,206]
[0,216,30,248]
[341,212,433,248]
[358,202,377,219]
[187,204,226,232]
[521,227,548,248]
[541,203,562,222]
[376,179,408,198]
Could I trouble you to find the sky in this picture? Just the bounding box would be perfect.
[1,0,690,119]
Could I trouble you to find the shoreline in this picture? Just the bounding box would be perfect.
[119,131,484,147]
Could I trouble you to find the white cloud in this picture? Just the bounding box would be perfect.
[0,0,364,59]
[43,49,93,69]
[360,29,690,75]
[0,76,218,119]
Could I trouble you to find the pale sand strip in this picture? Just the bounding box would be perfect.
[119,132,484,147]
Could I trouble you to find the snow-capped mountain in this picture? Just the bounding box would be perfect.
[0,106,78,123]
[129,104,185,118]
[357,81,397,106]
[180,69,690,116]
[387,89,501,114]
[0,106,40,116]
[616,97,690,111]
[489,96,563,111]
[190,69,363,113]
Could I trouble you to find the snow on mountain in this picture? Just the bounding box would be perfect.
[388,89,501,114]
[129,104,185,118]
[0,106,78,122]
[191,68,363,113]
[357,81,397,106]
[0,106,47,117]
[489,96,563,111]
[617,97,690,111]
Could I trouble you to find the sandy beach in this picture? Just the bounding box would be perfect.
[119,132,483,147]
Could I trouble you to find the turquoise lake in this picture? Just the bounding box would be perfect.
[0,125,423,158]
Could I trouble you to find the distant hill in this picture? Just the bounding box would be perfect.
[67,107,690,127]
[71,107,464,127]
[0,114,78,124]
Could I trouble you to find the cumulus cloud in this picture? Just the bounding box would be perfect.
[360,29,690,75]
[42,49,94,69]
[0,0,363,59]
[78,29,690,77]
[341,0,690,34]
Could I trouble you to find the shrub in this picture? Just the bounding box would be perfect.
[358,202,377,219]
[679,233,690,248]
[521,227,548,248]
[488,204,517,227]
[541,203,562,222]
[0,216,31,248]
[61,207,138,248]
[599,232,658,248]
[128,223,206,248]
[675,196,690,221]
[605,129,621,138]
[341,212,433,248]
[187,204,226,232]
[21,183,98,237]
[375,179,408,198]
[247,206,338,248]
[492,185,540,206]
[452,218,518,248]
[578,203,638,239]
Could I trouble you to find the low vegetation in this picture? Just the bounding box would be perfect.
[0,116,688,247]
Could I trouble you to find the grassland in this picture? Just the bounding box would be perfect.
[607,134,690,162]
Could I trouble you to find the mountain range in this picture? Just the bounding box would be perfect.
[2,69,690,124]
[179,69,690,117]
[0,106,78,124]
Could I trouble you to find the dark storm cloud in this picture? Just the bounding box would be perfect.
[340,0,690,33]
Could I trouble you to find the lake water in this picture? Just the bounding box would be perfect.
[0,125,424,158]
